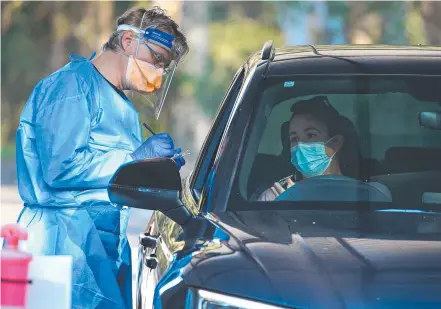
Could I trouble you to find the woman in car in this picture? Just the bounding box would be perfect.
[258,96,391,202]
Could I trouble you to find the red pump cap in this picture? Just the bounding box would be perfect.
[1,224,28,249]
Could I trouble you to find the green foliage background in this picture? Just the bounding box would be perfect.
[1,1,439,162]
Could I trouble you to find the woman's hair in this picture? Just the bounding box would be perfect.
[102,6,189,62]
[289,96,364,179]
[290,96,343,137]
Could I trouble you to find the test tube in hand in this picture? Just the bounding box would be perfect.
[172,150,190,161]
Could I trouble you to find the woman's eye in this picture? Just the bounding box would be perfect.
[307,133,317,139]
[291,137,299,143]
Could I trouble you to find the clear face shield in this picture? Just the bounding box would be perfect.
[117,24,179,119]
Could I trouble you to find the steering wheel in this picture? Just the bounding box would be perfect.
[275,176,392,203]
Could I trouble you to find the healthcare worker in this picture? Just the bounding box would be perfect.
[15,6,189,309]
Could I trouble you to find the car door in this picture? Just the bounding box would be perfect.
[136,212,158,309]
[141,211,185,308]
[136,67,247,309]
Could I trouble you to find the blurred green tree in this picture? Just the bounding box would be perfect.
[1,0,437,160]
[192,5,284,118]
[419,1,441,45]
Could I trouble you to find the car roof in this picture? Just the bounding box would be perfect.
[274,44,441,58]
[257,45,441,76]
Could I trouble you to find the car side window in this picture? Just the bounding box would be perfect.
[191,68,246,197]
[239,75,441,205]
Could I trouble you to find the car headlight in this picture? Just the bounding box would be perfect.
[186,288,287,309]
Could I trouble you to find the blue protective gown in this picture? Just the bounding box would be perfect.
[15,53,142,309]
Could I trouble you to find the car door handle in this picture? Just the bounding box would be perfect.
[145,254,158,269]
[139,233,158,249]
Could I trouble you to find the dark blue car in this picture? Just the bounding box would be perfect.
[108,42,441,309]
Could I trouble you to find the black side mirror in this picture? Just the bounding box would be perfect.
[419,112,441,130]
[108,158,191,225]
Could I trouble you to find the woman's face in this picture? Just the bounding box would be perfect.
[289,114,343,156]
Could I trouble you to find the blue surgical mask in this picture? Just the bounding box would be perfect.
[290,137,336,178]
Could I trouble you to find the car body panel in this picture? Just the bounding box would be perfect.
[181,211,441,309]
[269,56,441,76]
[146,209,441,309]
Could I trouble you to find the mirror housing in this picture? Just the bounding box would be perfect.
[419,112,441,130]
[108,158,191,225]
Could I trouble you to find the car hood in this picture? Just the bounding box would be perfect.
[184,210,441,309]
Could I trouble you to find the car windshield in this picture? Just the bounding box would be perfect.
[234,74,441,212]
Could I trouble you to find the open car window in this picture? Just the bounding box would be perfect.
[236,75,441,210]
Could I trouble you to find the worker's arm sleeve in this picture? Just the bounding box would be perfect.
[34,74,133,189]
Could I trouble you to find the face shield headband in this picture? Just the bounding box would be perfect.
[117,24,178,119]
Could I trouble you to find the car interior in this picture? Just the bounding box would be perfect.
[242,77,441,206]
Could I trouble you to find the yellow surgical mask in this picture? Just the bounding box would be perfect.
[125,56,163,94]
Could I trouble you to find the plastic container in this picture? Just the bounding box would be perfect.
[1,224,33,309]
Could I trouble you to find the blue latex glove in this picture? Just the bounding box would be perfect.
[172,148,186,170]
[131,133,175,160]
[131,133,185,169]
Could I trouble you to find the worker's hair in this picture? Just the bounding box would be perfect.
[102,6,189,61]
